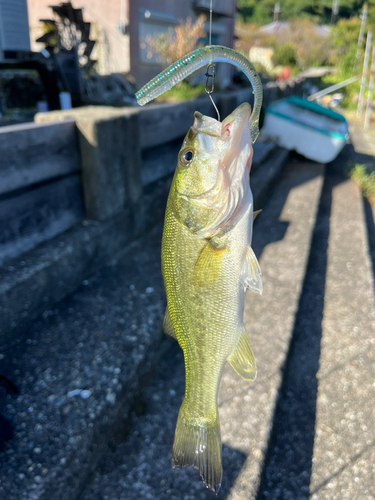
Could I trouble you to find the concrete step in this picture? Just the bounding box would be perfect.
[256,160,375,500]
[251,145,290,210]
[0,140,279,349]
[0,142,287,500]
[254,161,340,499]
[308,171,375,499]
[0,176,170,348]
[78,159,325,500]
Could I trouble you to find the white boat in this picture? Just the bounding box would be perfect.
[261,96,349,163]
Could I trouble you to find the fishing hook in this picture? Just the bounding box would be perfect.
[205,63,221,122]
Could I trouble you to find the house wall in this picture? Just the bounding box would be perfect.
[26,0,236,87]
[0,0,30,57]
[27,0,130,74]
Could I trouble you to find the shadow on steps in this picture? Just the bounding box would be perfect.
[252,153,324,261]
[255,164,344,499]
[363,200,375,304]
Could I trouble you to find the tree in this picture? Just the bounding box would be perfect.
[289,19,332,68]
[272,44,296,66]
[237,0,375,26]
[329,17,363,77]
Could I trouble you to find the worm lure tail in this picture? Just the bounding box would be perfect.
[135,45,263,143]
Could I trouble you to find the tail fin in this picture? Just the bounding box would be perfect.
[172,405,222,494]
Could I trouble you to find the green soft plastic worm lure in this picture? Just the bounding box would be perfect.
[136,45,263,142]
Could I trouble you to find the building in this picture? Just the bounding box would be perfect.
[27,0,237,88]
[0,0,30,61]
[259,20,330,38]
[249,47,274,72]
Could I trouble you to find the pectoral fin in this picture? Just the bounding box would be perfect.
[241,246,263,295]
[193,241,227,288]
[228,329,257,381]
[163,307,176,339]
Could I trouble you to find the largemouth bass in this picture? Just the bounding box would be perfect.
[161,103,262,493]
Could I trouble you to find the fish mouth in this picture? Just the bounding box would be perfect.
[221,102,251,148]
[183,103,252,203]
[192,103,252,141]
[195,103,253,237]
[175,103,253,238]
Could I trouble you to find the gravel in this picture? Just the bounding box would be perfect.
[0,226,166,500]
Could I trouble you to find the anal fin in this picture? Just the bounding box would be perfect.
[163,307,176,339]
[228,328,257,381]
[241,245,263,295]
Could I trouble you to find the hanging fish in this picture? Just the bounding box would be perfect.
[161,102,262,493]
[136,46,264,493]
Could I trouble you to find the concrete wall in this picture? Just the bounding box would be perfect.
[14,77,303,252]
[0,120,82,265]
[27,0,130,75]
[0,76,309,345]
[0,77,308,265]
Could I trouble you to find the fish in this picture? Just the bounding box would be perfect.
[161,102,263,493]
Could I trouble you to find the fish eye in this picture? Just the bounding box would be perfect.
[179,148,194,167]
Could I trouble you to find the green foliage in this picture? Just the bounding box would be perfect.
[237,0,375,26]
[236,4,375,108]
[329,17,362,67]
[237,0,273,24]
[155,82,205,103]
[321,17,365,108]
[252,61,272,77]
[350,164,375,201]
[251,1,275,24]
[288,19,332,69]
[272,44,296,66]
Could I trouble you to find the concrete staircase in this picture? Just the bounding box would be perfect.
[1,139,375,500]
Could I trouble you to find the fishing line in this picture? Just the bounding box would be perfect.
[209,0,212,46]
[205,0,220,121]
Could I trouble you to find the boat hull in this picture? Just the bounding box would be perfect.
[262,97,349,163]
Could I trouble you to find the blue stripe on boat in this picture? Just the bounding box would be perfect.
[266,108,348,141]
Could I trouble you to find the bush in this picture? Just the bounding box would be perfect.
[236,18,332,73]
[144,16,206,66]
[350,164,375,201]
[155,81,205,103]
[289,20,332,69]
[272,44,296,67]
[328,18,363,77]
[252,61,271,77]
